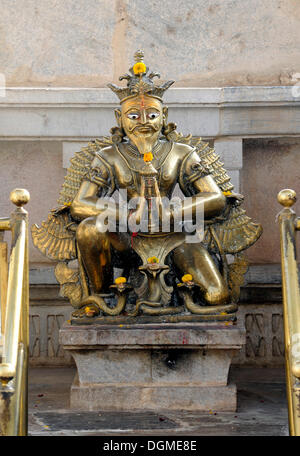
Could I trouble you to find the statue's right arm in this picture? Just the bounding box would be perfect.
[70,155,119,221]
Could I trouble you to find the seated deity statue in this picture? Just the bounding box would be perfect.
[32,50,262,323]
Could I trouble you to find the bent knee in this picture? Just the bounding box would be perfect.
[76,217,107,243]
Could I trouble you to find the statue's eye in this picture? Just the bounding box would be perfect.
[127,113,139,120]
[147,112,159,120]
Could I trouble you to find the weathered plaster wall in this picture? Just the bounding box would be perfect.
[0,141,65,264]
[1,0,300,87]
[241,138,300,264]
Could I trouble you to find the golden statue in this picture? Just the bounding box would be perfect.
[32,50,262,323]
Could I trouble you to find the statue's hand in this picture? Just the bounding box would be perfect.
[127,179,147,232]
[127,205,174,234]
[226,192,244,206]
[159,206,175,232]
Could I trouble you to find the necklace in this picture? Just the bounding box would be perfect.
[125,141,161,158]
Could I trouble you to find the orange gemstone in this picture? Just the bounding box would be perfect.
[143,152,153,162]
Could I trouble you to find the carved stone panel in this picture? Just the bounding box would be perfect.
[29,305,74,366]
[233,304,284,366]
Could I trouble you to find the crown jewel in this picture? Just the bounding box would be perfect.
[107,50,174,102]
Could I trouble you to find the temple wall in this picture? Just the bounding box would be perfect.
[1,1,300,366]
[242,138,300,264]
[0,140,65,265]
[1,0,300,88]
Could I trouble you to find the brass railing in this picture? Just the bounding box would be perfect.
[0,189,30,436]
[277,189,300,436]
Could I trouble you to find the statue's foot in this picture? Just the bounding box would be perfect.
[72,303,101,318]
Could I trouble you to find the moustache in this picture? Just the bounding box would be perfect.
[128,123,160,133]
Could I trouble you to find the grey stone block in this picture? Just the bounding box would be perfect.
[61,322,244,411]
[70,380,237,412]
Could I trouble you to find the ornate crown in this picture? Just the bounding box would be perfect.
[107,50,174,103]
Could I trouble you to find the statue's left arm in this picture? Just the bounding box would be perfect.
[178,149,226,220]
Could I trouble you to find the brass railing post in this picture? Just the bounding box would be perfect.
[18,201,29,436]
[0,219,10,336]
[277,189,300,436]
[0,189,30,436]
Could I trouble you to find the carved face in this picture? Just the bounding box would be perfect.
[117,95,166,153]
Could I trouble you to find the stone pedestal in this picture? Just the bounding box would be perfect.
[59,322,245,412]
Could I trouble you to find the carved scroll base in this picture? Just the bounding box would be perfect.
[70,308,237,325]
[60,321,245,412]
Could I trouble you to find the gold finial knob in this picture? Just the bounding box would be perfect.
[10,188,30,207]
[277,189,297,207]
